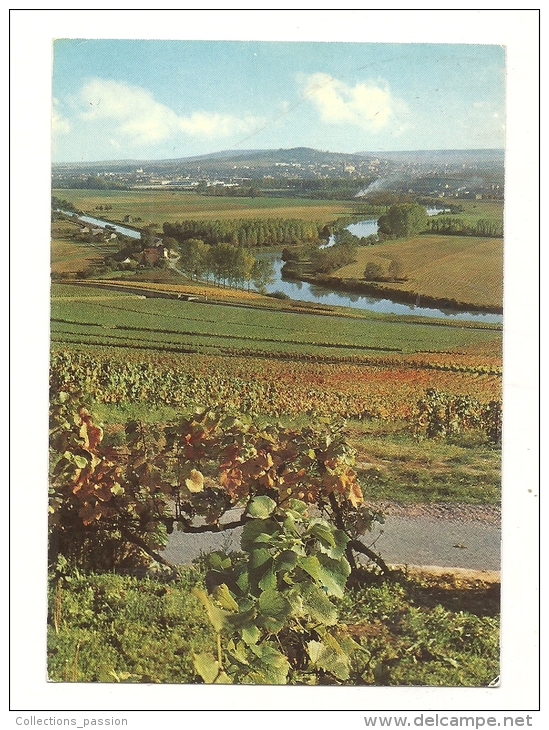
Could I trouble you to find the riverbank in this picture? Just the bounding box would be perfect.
[283,271,503,316]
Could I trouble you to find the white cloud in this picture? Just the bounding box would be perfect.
[52,98,70,135]
[301,73,407,132]
[76,78,263,146]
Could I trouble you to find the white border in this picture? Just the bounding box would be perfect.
[9,7,540,720]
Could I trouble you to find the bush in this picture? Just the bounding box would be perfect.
[364,262,385,281]
[267,290,291,300]
[49,392,383,573]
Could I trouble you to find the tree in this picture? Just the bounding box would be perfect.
[48,393,386,574]
[388,258,403,281]
[377,203,428,238]
[251,258,276,293]
[180,238,210,280]
[140,225,157,247]
[162,236,180,254]
[210,243,237,286]
[363,262,385,281]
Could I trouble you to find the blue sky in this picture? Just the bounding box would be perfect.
[52,39,505,162]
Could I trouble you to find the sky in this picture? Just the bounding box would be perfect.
[51,39,506,162]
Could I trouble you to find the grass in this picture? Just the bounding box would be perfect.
[47,567,499,686]
[347,422,501,505]
[52,188,354,227]
[51,217,108,276]
[47,194,502,689]
[51,238,104,276]
[439,199,504,227]
[50,339,500,507]
[334,234,503,310]
[51,282,502,360]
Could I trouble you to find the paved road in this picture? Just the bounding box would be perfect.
[162,512,501,572]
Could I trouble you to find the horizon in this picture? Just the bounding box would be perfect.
[52,40,505,164]
[51,145,506,168]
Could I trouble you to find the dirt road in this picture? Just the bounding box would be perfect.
[162,502,501,572]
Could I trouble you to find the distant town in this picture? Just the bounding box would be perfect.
[52,147,504,201]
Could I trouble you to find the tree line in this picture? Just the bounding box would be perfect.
[163,218,326,248]
[173,237,275,291]
[281,239,358,277]
[426,217,503,237]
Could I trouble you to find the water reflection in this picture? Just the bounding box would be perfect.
[258,248,502,323]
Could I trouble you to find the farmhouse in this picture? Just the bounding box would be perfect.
[141,244,168,267]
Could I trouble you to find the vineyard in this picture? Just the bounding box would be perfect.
[50,344,501,427]
[51,282,502,360]
[48,224,502,686]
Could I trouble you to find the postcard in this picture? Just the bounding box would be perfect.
[10,7,540,722]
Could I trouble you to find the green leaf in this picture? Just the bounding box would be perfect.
[300,583,338,625]
[306,635,352,681]
[207,551,233,571]
[236,571,249,594]
[241,624,261,646]
[245,643,290,684]
[306,639,324,664]
[192,587,228,633]
[241,518,279,552]
[297,555,322,584]
[73,454,88,469]
[248,549,274,594]
[289,499,307,514]
[298,554,350,598]
[275,549,298,574]
[316,553,351,599]
[193,652,223,684]
[316,527,349,560]
[308,519,337,548]
[249,547,272,570]
[258,565,277,592]
[214,670,233,684]
[225,606,257,631]
[257,589,292,633]
[247,495,276,518]
[282,512,299,536]
[212,583,239,612]
[227,639,250,666]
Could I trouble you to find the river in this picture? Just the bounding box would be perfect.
[63,210,502,323]
[62,211,142,239]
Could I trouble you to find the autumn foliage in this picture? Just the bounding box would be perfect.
[49,391,381,572]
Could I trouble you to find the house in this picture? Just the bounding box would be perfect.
[141,244,167,267]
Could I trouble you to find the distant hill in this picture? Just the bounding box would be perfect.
[53,147,504,173]
[53,147,375,174]
[52,147,504,199]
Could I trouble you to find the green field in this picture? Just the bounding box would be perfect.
[51,282,501,359]
[53,188,354,227]
[437,199,504,228]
